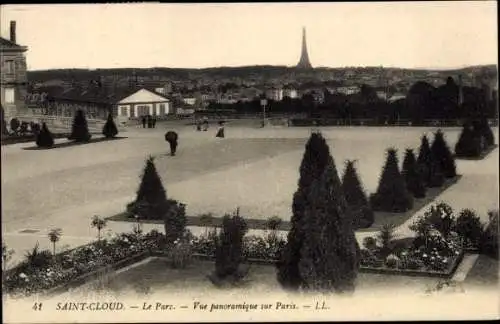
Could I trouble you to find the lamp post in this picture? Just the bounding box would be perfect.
[260,98,267,127]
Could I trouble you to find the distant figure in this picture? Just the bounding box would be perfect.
[141,116,146,128]
[152,116,157,128]
[196,120,202,131]
[215,121,225,138]
[147,115,152,128]
[165,131,179,156]
[202,119,209,131]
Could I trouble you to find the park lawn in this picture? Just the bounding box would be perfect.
[66,257,442,299]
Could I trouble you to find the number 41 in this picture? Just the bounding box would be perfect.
[32,302,43,311]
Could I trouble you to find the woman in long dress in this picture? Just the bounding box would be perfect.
[215,121,225,138]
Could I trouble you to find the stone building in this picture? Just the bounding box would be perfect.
[1,21,28,119]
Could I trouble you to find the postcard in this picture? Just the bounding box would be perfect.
[1,2,498,323]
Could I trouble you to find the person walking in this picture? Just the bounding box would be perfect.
[215,120,225,138]
[152,116,157,128]
[141,116,146,128]
[165,130,179,156]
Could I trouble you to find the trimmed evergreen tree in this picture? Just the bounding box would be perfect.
[298,159,360,293]
[455,122,482,158]
[417,134,432,185]
[341,159,374,229]
[132,156,169,219]
[102,112,118,138]
[431,129,457,178]
[130,156,186,243]
[370,148,414,212]
[214,214,248,281]
[276,132,332,291]
[472,118,495,147]
[69,109,91,142]
[35,122,55,148]
[402,149,426,198]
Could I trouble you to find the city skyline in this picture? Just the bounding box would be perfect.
[0,2,498,71]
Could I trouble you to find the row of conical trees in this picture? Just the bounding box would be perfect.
[275,130,458,293]
[35,110,119,148]
[370,130,457,213]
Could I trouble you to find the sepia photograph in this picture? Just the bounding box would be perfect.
[1,2,498,322]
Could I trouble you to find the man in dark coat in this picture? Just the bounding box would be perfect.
[141,116,146,128]
[165,131,179,156]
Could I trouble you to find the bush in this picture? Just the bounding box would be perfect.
[377,223,397,256]
[17,243,53,274]
[10,118,20,134]
[214,213,248,281]
[163,200,187,245]
[370,148,414,212]
[401,149,426,198]
[68,110,91,142]
[430,129,457,178]
[385,254,400,269]
[362,236,378,251]
[341,160,374,228]
[473,119,495,147]
[168,232,193,269]
[455,209,483,248]
[455,122,482,158]
[35,122,54,148]
[479,210,499,259]
[424,202,455,239]
[102,113,118,138]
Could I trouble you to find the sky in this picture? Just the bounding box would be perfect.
[1,2,498,71]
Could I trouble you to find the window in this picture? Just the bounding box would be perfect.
[5,60,15,74]
[4,88,15,103]
[159,104,166,115]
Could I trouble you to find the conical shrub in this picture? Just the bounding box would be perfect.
[36,122,54,148]
[102,112,118,138]
[370,148,414,212]
[68,110,91,142]
[455,122,482,158]
[341,160,374,229]
[402,149,426,198]
[431,129,457,178]
[298,159,359,293]
[417,135,432,185]
[276,131,332,291]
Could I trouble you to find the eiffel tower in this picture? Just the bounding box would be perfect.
[296,27,312,69]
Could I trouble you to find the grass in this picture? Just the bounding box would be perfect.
[108,175,462,233]
[107,213,293,231]
[357,175,463,232]
[67,257,442,298]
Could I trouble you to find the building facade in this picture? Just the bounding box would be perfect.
[25,86,112,120]
[116,88,171,119]
[1,21,28,119]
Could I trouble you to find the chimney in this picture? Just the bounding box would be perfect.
[10,21,16,44]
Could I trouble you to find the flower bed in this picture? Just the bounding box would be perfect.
[2,231,163,298]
